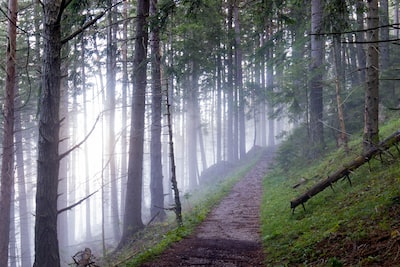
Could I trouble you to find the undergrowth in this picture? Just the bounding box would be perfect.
[261,116,400,266]
[109,148,264,266]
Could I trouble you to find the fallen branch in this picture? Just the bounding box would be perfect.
[290,130,400,212]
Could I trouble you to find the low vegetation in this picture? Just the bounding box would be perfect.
[261,115,400,266]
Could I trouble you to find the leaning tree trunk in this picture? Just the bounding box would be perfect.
[34,1,62,266]
[0,0,17,265]
[166,84,183,227]
[363,0,379,153]
[291,130,400,211]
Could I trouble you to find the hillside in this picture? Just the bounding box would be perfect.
[261,119,400,266]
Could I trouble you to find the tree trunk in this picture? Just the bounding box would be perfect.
[260,35,267,147]
[187,70,199,189]
[234,1,246,158]
[34,1,63,266]
[356,0,366,83]
[216,55,222,162]
[106,0,121,241]
[58,60,69,262]
[120,0,149,246]
[266,39,275,147]
[120,0,129,227]
[0,0,17,265]
[309,0,325,155]
[81,33,92,240]
[363,0,379,152]
[395,0,399,38]
[333,34,348,153]
[15,93,32,267]
[379,0,389,72]
[198,122,208,173]
[9,191,16,267]
[380,0,392,102]
[166,84,183,227]
[226,1,235,162]
[150,0,166,221]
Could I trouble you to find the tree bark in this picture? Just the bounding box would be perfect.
[58,59,69,263]
[79,33,92,240]
[106,0,121,241]
[120,0,129,229]
[333,34,349,153]
[395,0,399,38]
[0,0,17,265]
[166,84,183,227]
[150,0,166,221]
[266,36,275,147]
[187,69,199,189]
[234,0,246,158]
[363,0,379,152]
[15,93,32,267]
[379,0,392,102]
[34,1,63,266]
[216,55,222,162]
[356,0,366,83]
[226,0,235,162]
[310,0,325,155]
[120,0,149,247]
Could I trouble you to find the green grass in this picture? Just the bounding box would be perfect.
[111,149,264,266]
[261,118,400,266]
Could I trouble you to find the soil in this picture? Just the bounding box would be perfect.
[140,149,276,267]
[311,199,400,267]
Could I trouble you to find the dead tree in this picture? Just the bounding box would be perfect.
[166,86,183,227]
[291,130,400,212]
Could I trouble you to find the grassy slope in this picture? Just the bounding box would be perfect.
[261,119,400,266]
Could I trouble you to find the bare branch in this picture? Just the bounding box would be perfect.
[59,114,101,160]
[309,23,400,36]
[58,190,98,215]
[342,38,400,44]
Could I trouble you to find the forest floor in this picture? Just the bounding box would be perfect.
[140,148,276,267]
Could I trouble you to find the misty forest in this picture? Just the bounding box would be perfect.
[0,0,399,266]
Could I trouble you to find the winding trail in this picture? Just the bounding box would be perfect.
[141,148,275,266]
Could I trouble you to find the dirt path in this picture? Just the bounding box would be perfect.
[141,148,275,267]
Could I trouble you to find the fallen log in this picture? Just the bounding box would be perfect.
[290,130,400,212]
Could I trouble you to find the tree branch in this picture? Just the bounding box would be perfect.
[309,23,400,36]
[59,114,101,160]
[58,190,98,215]
[61,1,123,45]
[342,38,400,44]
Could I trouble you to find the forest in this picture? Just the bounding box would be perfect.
[0,0,397,266]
